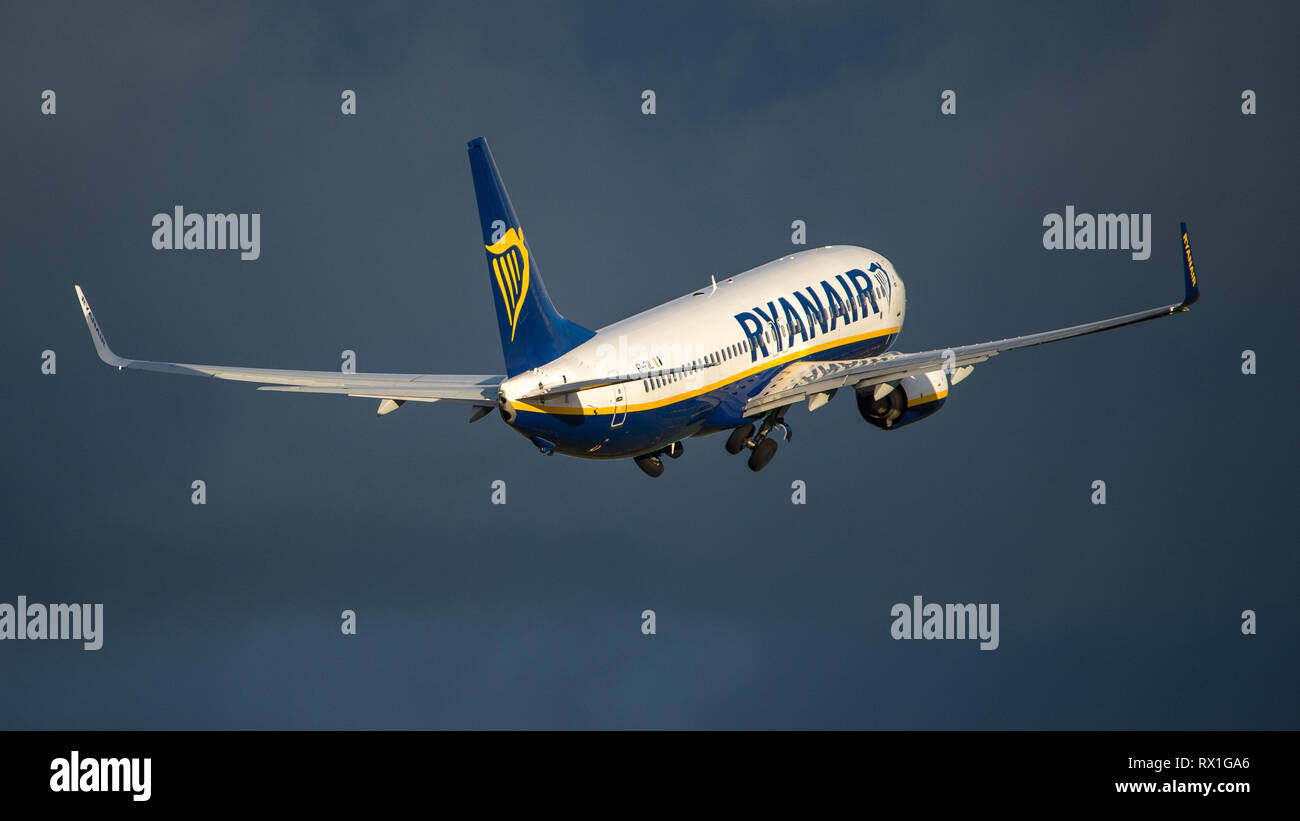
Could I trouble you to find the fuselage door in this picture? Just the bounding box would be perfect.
[611,384,627,428]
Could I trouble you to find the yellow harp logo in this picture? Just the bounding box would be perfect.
[487,228,530,341]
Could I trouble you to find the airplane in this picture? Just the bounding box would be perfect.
[76,137,1201,478]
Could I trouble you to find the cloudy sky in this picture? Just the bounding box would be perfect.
[1,0,1295,728]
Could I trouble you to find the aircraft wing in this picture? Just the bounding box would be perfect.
[75,286,503,410]
[744,223,1201,418]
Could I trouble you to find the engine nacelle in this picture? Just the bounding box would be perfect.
[856,369,949,430]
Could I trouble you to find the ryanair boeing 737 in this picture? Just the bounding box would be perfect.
[76,137,1201,477]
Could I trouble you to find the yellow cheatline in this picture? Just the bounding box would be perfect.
[511,325,902,416]
[906,388,948,408]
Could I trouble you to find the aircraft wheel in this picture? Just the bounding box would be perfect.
[725,424,754,454]
[747,438,778,472]
[635,454,665,478]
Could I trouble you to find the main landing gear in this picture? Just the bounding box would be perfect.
[633,441,684,478]
[725,410,791,472]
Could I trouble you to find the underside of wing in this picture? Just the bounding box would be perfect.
[254,379,499,403]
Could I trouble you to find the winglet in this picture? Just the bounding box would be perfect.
[74,285,129,368]
[1178,222,1200,310]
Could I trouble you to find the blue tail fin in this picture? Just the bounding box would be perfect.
[468,137,594,376]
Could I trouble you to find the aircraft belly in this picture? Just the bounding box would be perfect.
[509,397,715,458]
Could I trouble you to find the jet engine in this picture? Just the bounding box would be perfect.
[856,369,949,430]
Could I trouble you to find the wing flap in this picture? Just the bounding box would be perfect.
[256,384,497,403]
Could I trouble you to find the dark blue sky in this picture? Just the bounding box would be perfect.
[1,0,1295,728]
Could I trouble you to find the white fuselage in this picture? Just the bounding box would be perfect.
[499,246,906,457]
